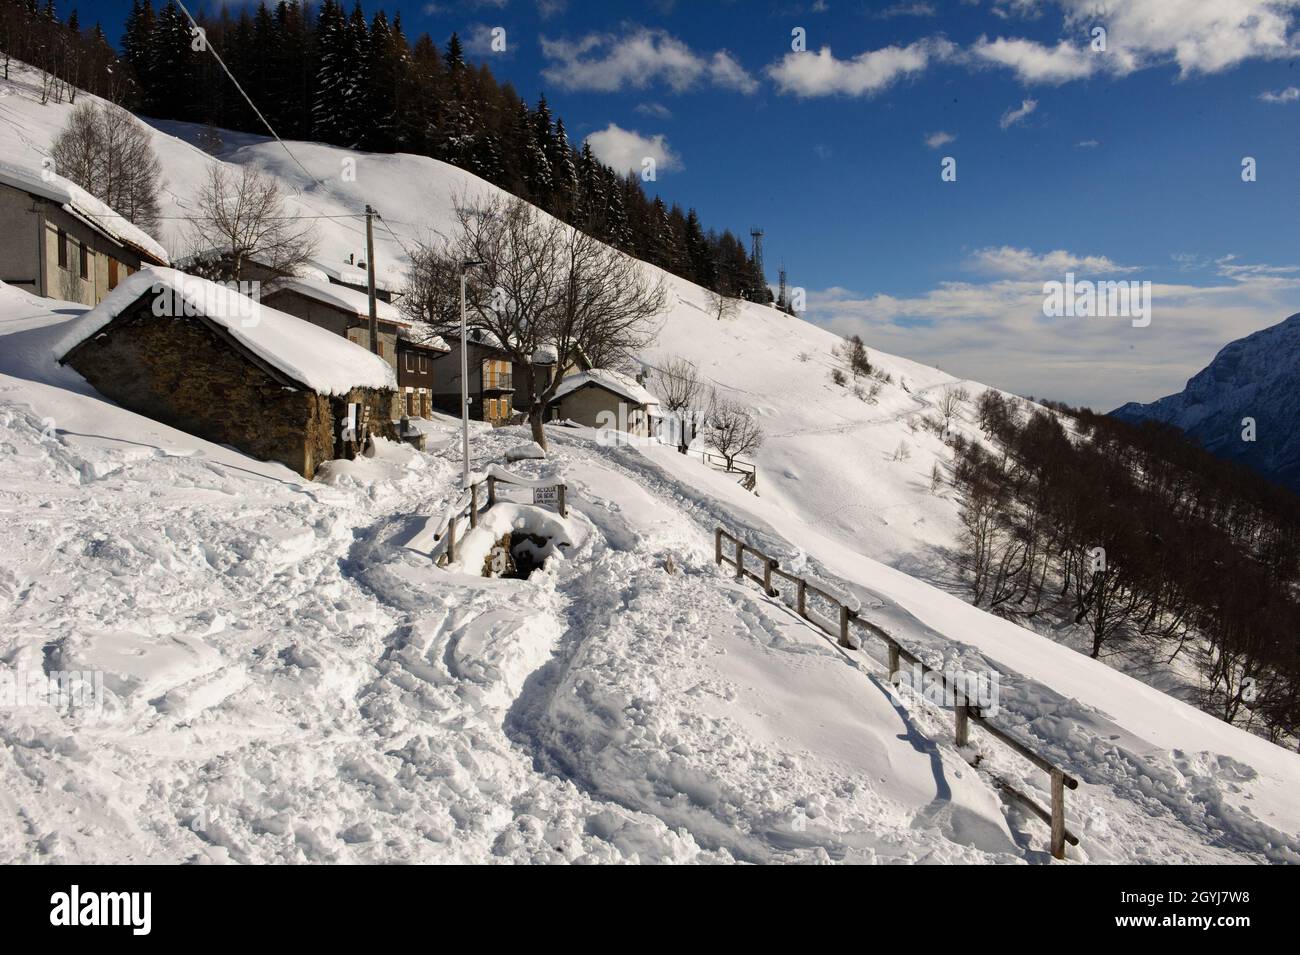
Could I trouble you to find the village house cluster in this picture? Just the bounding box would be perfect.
[2,157,661,477]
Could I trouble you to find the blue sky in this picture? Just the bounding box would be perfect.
[75,0,1300,407]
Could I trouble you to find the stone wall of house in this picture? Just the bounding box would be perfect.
[65,303,394,478]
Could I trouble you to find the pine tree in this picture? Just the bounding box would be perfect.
[312,0,348,143]
[684,209,715,289]
[122,0,157,109]
[151,2,196,120]
[551,118,578,221]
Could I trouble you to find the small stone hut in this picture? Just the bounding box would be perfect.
[55,267,397,478]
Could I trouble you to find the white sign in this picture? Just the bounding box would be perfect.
[533,486,558,507]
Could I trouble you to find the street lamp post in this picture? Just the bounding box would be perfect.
[459,260,485,488]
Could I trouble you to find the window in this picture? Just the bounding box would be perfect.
[418,355,427,374]
[483,359,510,389]
[57,228,68,269]
[79,242,89,280]
[108,259,119,290]
[405,352,415,372]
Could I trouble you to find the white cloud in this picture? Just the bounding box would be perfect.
[1075,138,1100,147]
[463,23,509,58]
[806,262,1300,408]
[540,28,757,93]
[969,2,1298,86]
[1059,0,1298,77]
[969,246,1138,278]
[924,130,956,148]
[1259,85,1300,102]
[766,38,954,97]
[635,102,673,119]
[585,124,681,175]
[998,97,1038,128]
[972,36,1100,84]
[878,2,937,16]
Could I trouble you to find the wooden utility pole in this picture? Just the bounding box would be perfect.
[365,204,379,355]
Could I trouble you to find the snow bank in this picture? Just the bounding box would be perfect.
[505,442,547,462]
[54,267,396,395]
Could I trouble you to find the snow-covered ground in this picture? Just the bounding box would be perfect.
[2,63,1299,864]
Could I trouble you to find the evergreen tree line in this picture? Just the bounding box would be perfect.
[9,0,771,301]
[951,392,1300,746]
[0,0,125,102]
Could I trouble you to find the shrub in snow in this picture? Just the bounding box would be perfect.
[831,369,847,387]
[847,335,872,378]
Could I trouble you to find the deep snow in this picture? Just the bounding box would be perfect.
[1,62,1298,864]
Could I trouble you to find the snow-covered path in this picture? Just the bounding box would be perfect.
[4,281,1298,863]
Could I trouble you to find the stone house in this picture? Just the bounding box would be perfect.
[0,160,169,307]
[548,368,661,437]
[56,268,396,479]
[397,333,450,418]
[429,329,556,427]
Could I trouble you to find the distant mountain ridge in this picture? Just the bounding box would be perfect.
[1112,312,1300,495]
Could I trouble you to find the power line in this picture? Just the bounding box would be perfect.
[78,211,367,223]
[375,211,417,262]
[173,0,323,188]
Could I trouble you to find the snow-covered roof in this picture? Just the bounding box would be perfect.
[265,275,407,326]
[550,368,659,408]
[0,159,169,265]
[54,267,396,396]
[309,257,400,294]
[396,328,450,352]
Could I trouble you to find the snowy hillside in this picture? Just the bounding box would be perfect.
[1113,312,1300,495]
[2,63,1300,864]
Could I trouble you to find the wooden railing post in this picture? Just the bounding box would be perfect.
[558,483,567,517]
[447,515,457,564]
[796,578,806,617]
[763,558,774,596]
[470,483,479,528]
[1050,770,1066,860]
[838,604,852,648]
[735,542,745,580]
[954,701,970,747]
[715,528,723,565]
[888,642,900,682]
[487,475,496,507]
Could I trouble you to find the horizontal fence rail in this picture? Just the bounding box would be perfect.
[688,448,758,493]
[715,526,1080,859]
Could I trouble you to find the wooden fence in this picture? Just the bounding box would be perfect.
[433,472,567,566]
[689,448,758,493]
[715,526,1080,860]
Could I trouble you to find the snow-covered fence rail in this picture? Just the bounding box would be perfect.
[432,467,567,565]
[714,526,1080,860]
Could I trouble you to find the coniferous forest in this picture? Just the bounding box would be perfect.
[0,0,773,302]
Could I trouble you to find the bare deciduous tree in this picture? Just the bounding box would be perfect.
[402,193,666,448]
[937,385,970,431]
[704,398,763,470]
[651,356,715,453]
[51,102,163,234]
[706,288,740,322]
[186,165,318,282]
